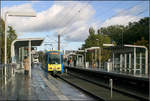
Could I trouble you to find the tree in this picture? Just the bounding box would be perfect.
[7,26,17,62]
[123,17,149,46]
[0,18,17,63]
[82,27,111,62]
[89,27,95,35]
[98,25,126,45]
[134,37,149,48]
[0,18,5,63]
[97,17,149,47]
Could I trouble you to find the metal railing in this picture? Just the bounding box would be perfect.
[64,61,148,77]
[0,63,16,88]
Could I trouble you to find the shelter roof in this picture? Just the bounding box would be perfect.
[13,38,44,48]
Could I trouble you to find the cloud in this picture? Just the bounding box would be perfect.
[1,2,95,42]
[101,4,144,27]
[115,5,145,16]
[101,15,140,27]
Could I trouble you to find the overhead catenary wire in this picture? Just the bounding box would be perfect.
[45,1,148,50]
[62,1,145,36]
[98,1,147,27]
[61,1,91,35]
[61,1,127,50]
[43,1,85,50]
[63,1,147,48]
[54,1,79,31]
[53,1,91,50]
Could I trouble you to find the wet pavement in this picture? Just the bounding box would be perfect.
[0,64,94,100]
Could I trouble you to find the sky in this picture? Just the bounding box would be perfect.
[1,0,149,51]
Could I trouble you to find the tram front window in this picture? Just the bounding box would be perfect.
[49,54,60,64]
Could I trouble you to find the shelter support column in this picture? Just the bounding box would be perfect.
[99,48,101,69]
[95,49,97,67]
[145,48,148,75]
[82,55,84,67]
[124,54,127,72]
[134,47,136,75]
[112,52,114,71]
[129,53,131,73]
[29,40,31,78]
[22,47,24,68]
[120,54,122,72]
[84,52,86,68]
[76,55,78,67]
[140,52,142,74]
[92,52,94,69]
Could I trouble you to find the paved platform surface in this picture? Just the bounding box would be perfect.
[0,65,94,100]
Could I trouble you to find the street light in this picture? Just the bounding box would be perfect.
[4,11,36,83]
[4,11,36,64]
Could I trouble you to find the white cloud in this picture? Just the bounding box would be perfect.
[101,15,140,27]
[115,5,145,16]
[101,4,144,27]
[1,2,95,42]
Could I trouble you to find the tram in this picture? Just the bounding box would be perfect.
[41,50,64,74]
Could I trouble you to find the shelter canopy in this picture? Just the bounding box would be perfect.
[14,38,44,48]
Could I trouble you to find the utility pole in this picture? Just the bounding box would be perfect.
[58,34,60,51]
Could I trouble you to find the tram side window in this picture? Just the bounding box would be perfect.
[61,55,63,64]
[42,55,45,66]
[45,55,47,64]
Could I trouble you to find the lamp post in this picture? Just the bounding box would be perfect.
[120,27,124,47]
[96,39,101,68]
[4,11,36,82]
[4,11,36,64]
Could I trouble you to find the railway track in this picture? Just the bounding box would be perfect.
[56,72,148,101]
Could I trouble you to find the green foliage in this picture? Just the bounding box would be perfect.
[82,27,111,49]
[123,17,149,46]
[134,37,149,48]
[97,17,149,47]
[89,27,95,35]
[0,18,17,63]
[82,27,111,62]
[81,17,149,63]
[0,18,5,63]
[7,26,17,62]
[98,25,125,45]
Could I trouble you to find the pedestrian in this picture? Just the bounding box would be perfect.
[67,59,70,66]
[23,56,29,76]
[74,59,76,67]
[70,59,72,66]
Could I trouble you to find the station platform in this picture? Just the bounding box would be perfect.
[0,65,94,100]
[65,66,149,100]
[66,66,149,80]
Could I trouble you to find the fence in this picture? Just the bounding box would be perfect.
[0,63,16,88]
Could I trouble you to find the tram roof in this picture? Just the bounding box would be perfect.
[45,50,63,55]
[13,38,44,48]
